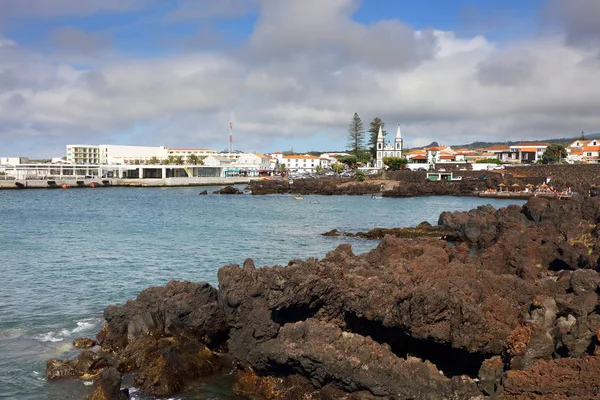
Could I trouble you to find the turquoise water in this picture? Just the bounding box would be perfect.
[0,187,525,399]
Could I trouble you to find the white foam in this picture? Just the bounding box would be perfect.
[72,318,101,333]
[34,332,65,343]
[83,381,93,386]
[34,318,102,343]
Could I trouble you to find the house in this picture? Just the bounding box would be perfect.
[566,139,600,163]
[509,143,549,163]
[423,146,453,164]
[405,150,427,164]
[479,145,515,162]
[281,155,321,173]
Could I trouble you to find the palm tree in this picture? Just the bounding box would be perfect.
[148,156,159,165]
[187,154,200,165]
[173,156,184,165]
[278,163,287,176]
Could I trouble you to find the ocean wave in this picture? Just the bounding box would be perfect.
[72,318,102,333]
[34,317,102,343]
[34,329,70,343]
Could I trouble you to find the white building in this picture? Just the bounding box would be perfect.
[66,144,218,165]
[0,157,29,165]
[376,125,402,169]
[281,155,321,173]
[203,153,271,176]
[509,143,549,164]
[566,139,600,163]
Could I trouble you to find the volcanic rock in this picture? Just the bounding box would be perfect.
[97,280,227,358]
[52,195,600,399]
[213,186,243,194]
[46,350,112,380]
[133,337,222,396]
[88,367,128,400]
[73,337,97,349]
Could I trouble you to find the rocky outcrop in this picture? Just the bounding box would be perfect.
[73,337,97,349]
[50,281,229,397]
[322,223,458,240]
[50,196,600,399]
[97,280,227,357]
[46,351,113,380]
[88,367,128,400]
[248,177,383,196]
[213,185,243,194]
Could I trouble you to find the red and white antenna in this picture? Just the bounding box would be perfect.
[229,122,233,153]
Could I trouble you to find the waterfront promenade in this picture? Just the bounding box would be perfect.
[0,176,259,190]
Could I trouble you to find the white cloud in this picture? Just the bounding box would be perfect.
[2,1,600,157]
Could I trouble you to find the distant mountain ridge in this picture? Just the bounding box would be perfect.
[453,132,600,150]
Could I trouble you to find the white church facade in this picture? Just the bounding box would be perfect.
[376,125,403,169]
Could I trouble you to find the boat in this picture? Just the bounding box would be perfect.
[294,196,303,200]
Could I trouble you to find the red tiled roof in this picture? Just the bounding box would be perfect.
[512,142,549,147]
[481,145,510,151]
[582,146,600,151]
[410,155,427,160]
[424,146,446,151]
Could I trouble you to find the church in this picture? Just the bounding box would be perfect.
[376,125,403,169]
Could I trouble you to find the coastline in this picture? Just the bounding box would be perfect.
[46,194,600,399]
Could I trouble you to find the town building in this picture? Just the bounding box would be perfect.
[509,143,549,163]
[0,157,30,165]
[479,145,515,162]
[66,144,217,165]
[566,139,600,163]
[376,125,402,169]
[281,155,320,173]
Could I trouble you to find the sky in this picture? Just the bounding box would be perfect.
[1,0,600,158]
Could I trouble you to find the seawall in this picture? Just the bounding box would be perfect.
[0,177,259,190]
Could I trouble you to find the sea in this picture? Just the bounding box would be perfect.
[0,186,526,399]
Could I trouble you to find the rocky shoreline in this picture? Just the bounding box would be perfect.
[47,194,600,399]
[248,165,600,198]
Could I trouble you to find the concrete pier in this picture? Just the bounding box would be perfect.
[0,177,260,190]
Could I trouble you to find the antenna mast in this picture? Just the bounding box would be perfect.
[229,122,233,153]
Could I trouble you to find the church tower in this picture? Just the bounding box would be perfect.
[394,124,402,158]
[376,125,384,169]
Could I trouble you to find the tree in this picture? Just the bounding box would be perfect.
[541,144,567,164]
[368,117,387,160]
[382,157,408,171]
[354,170,366,182]
[173,156,184,165]
[356,149,373,165]
[315,165,323,174]
[148,156,159,165]
[187,154,200,165]
[331,163,345,174]
[347,112,365,157]
[337,155,359,169]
